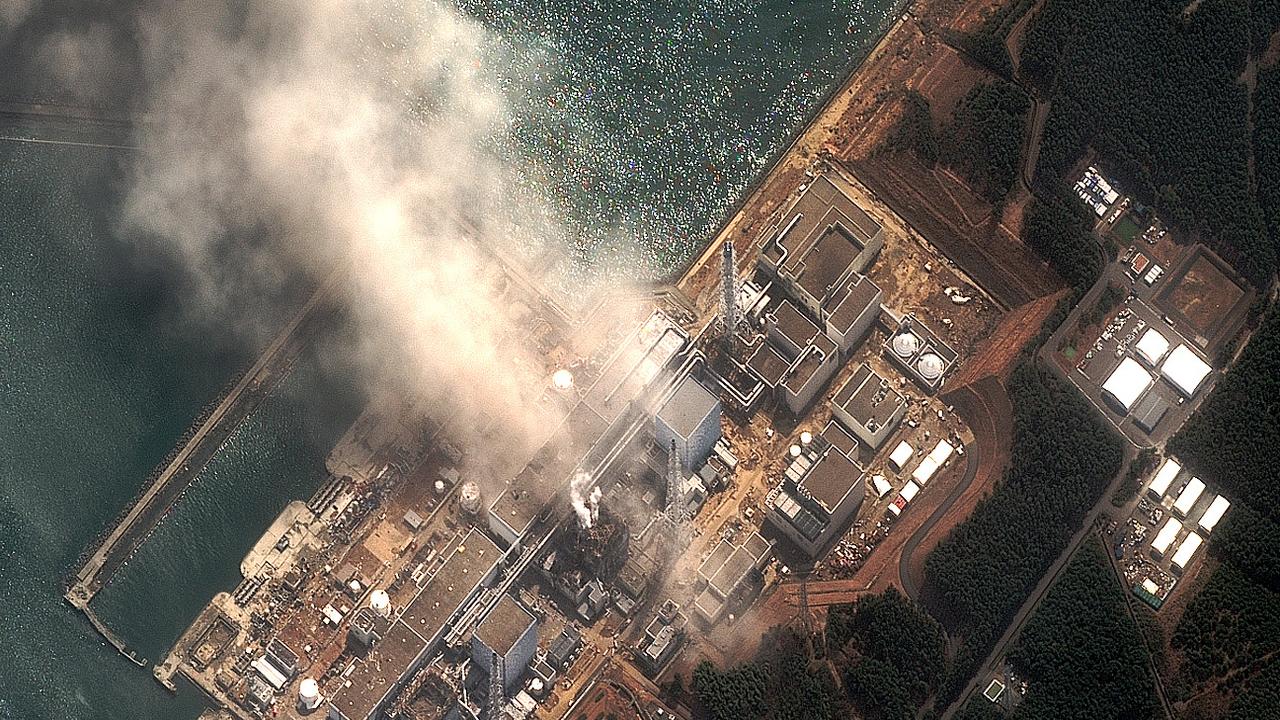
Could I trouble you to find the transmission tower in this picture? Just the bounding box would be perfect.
[720,239,739,349]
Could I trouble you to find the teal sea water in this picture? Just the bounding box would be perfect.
[0,2,896,718]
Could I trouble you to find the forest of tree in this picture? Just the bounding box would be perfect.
[1171,562,1280,691]
[1021,190,1103,289]
[689,590,945,720]
[922,360,1124,704]
[826,588,946,720]
[880,90,938,163]
[1227,660,1280,720]
[691,627,841,720]
[1017,0,1279,284]
[1167,312,1280,522]
[938,79,1030,205]
[1005,539,1160,719]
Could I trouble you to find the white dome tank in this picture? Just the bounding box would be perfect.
[917,353,945,380]
[298,677,322,711]
[552,368,574,392]
[789,444,802,458]
[369,589,391,617]
[892,332,920,358]
[799,431,813,446]
[459,481,483,515]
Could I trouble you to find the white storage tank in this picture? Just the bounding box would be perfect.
[298,677,322,711]
[459,481,483,515]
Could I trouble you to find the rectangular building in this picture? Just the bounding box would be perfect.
[329,530,502,720]
[471,595,538,693]
[1197,495,1231,534]
[1101,357,1154,413]
[757,175,884,319]
[766,302,841,415]
[831,363,907,450]
[1160,344,1212,397]
[884,315,958,392]
[655,376,722,472]
[822,275,883,356]
[1171,532,1203,573]
[1173,477,1206,518]
[1150,518,1182,559]
[766,424,865,557]
[1146,458,1181,501]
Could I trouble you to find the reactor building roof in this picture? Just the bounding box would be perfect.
[473,595,536,658]
[831,363,906,448]
[1101,357,1154,411]
[1160,344,1212,397]
[656,376,720,441]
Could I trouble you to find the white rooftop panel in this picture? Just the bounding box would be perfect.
[1151,518,1182,555]
[1134,328,1171,366]
[872,475,892,497]
[1173,477,1206,518]
[911,457,939,486]
[1197,495,1231,533]
[1171,532,1203,571]
[899,480,920,503]
[889,441,914,470]
[1160,345,1212,397]
[1102,357,1154,411]
[1147,458,1181,499]
[927,439,954,466]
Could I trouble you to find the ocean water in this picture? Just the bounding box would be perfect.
[0,2,896,719]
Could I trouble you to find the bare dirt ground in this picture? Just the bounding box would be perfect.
[949,288,1068,387]
[1165,254,1246,337]
[1262,29,1280,69]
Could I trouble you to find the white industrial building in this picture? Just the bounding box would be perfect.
[1198,495,1231,533]
[1134,328,1171,367]
[1146,458,1181,500]
[1101,357,1154,412]
[831,363,907,450]
[655,376,723,472]
[889,441,914,471]
[1160,344,1212,397]
[1171,532,1203,573]
[910,440,954,486]
[889,480,920,517]
[1150,518,1182,558]
[472,595,539,693]
[1173,477,1206,518]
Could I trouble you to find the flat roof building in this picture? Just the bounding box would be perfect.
[1160,344,1212,397]
[1198,495,1230,533]
[1150,518,1182,558]
[831,363,907,451]
[888,441,914,471]
[1146,458,1181,500]
[1101,357,1154,412]
[1133,393,1171,434]
[1171,532,1203,573]
[471,595,538,694]
[766,423,865,558]
[1173,477,1206,518]
[693,532,774,624]
[765,302,841,415]
[1134,328,1171,367]
[821,274,883,356]
[655,376,722,473]
[758,175,884,320]
[329,531,502,720]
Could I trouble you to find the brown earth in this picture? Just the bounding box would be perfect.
[1165,254,1246,337]
[949,288,1069,387]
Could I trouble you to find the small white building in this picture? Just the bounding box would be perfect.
[1160,344,1212,397]
[889,441,914,471]
[1171,532,1203,573]
[1102,357,1154,412]
[1134,328,1171,367]
[1151,518,1182,558]
[1173,477,1206,518]
[1197,495,1231,533]
[1146,458,1181,500]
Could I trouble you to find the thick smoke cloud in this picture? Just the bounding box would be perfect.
[122,0,580,479]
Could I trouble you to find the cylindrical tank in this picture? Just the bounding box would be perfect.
[530,677,545,696]
[433,479,446,494]
[789,444,802,458]
[459,481,483,515]
[369,589,391,618]
[892,332,920,358]
[799,431,813,446]
[298,677,322,711]
[917,353,944,380]
[552,368,574,392]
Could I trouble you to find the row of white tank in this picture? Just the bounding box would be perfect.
[890,330,945,381]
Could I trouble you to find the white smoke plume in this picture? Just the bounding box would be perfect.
[117,0,586,479]
[588,486,602,525]
[569,471,593,529]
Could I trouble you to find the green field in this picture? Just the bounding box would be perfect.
[1112,215,1142,244]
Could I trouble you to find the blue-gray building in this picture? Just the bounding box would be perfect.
[471,594,538,693]
[655,376,722,472]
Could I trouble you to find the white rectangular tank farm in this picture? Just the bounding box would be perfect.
[1146,458,1181,500]
[1173,477,1206,518]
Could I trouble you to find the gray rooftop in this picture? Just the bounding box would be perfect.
[657,376,720,439]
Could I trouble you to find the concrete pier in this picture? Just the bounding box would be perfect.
[66,272,340,651]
